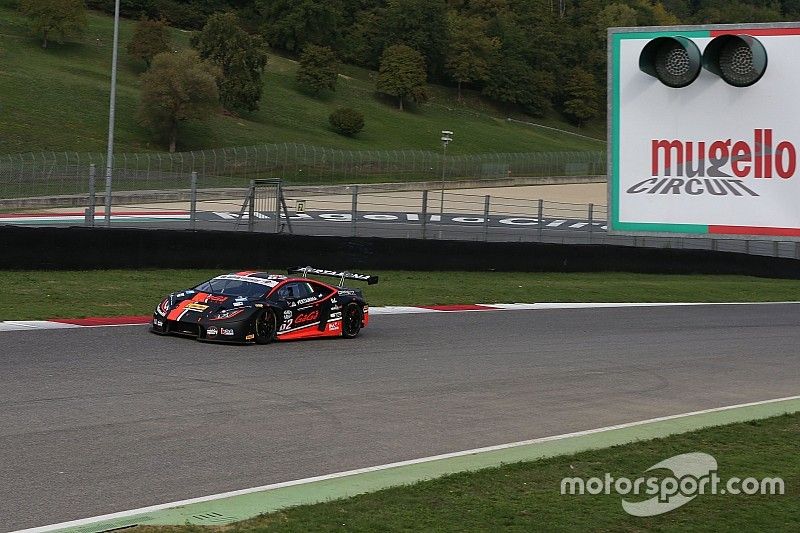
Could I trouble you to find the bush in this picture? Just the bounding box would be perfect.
[328,107,364,137]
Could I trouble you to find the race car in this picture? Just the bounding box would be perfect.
[151,267,377,344]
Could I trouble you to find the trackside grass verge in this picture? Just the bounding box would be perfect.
[2,270,800,320]
[131,412,800,532]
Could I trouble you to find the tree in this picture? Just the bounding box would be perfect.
[338,6,384,68]
[296,45,338,95]
[483,56,555,116]
[562,67,600,126]
[376,44,428,111]
[138,50,219,153]
[329,107,364,136]
[192,12,269,113]
[19,0,87,49]
[381,0,448,76]
[444,13,500,101]
[127,18,172,68]
[258,0,342,52]
[595,3,638,38]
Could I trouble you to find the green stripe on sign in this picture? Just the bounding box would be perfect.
[610,29,710,230]
[614,30,709,41]
[614,221,708,234]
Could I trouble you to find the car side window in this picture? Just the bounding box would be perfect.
[276,282,314,300]
[309,281,335,298]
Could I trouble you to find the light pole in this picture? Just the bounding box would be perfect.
[439,130,453,215]
[104,0,121,227]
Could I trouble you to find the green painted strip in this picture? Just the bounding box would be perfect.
[614,221,709,234]
[611,34,621,228]
[56,397,800,533]
[609,29,710,231]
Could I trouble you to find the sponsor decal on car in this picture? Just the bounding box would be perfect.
[186,303,209,312]
[283,310,293,319]
[245,334,255,340]
[207,326,218,336]
[206,295,228,303]
[153,318,163,327]
[295,310,320,324]
[297,296,317,305]
[221,328,234,336]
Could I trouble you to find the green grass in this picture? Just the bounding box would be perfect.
[2,269,800,320]
[0,3,605,155]
[133,412,800,532]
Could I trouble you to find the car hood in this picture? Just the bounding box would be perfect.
[164,291,253,320]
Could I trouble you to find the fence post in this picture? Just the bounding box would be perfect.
[351,185,359,237]
[537,199,544,240]
[587,203,594,242]
[421,190,428,239]
[190,171,198,231]
[274,180,282,234]
[248,180,255,232]
[86,164,96,227]
[483,195,490,242]
[104,157,113,227]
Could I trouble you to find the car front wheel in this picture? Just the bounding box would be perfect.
[255,309,277,344]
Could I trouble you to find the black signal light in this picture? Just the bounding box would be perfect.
[702,34,767,87]
[639,36,702,88]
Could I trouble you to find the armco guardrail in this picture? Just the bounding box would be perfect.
[0,175,605,210]
[1,226,799,278]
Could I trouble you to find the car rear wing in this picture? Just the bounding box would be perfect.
[288,266,379,286]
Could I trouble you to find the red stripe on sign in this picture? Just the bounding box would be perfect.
[52,315,151,326]
[0,211,189,217]
[709,225,800,237]
[420,304,494,311]
[710,28,800,36]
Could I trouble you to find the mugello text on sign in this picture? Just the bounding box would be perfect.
[650,129,797,180]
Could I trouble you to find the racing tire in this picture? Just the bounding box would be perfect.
[341,303,362,339]
[255,308,277,344]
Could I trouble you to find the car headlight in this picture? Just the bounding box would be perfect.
[156,297,171,316]
[212,308,245,320]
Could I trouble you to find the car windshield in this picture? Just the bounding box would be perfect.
[194,275,277,299]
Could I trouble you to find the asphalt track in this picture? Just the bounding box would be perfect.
[1,305,799,531]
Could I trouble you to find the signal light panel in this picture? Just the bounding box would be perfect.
[639,34,767,87]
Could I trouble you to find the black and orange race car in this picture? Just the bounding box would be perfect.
[151,267,377,344]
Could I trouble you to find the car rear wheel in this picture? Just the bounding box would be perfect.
[341,303,362,339]
[255,309,277,344]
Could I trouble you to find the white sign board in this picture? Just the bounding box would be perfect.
[609,24,800,238]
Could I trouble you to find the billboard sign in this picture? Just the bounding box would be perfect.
[608,24,800,238]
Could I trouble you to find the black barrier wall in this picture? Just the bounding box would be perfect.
[1,226,800,278]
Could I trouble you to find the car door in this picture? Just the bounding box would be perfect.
[273,281,322,336]
[272,280,337,338]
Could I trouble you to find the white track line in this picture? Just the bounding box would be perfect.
[2,302,799,332]
[17,394,800,533]
[0,321,80,332]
